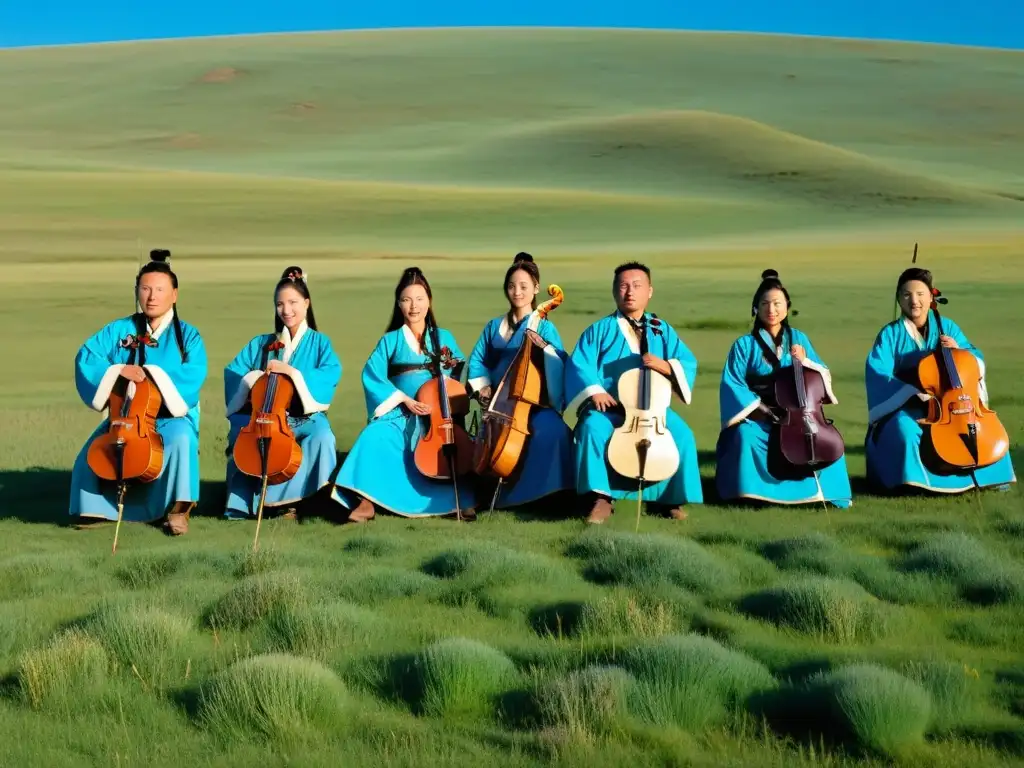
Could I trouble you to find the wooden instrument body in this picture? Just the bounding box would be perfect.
[916,346,1009,469]
[606,318,680,484]
[414,374,474,479]
[772,359,845,469]
[473,329,548,479]
[87,376,165,483]
[233,371,303,485]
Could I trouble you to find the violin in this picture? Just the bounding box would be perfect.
[413,320,474,516]
[86,330,165,554]
[232,342,303,550]
[606,315,680,528]
[915,296,1009,470]
[771,354,845,473]
[473,285,564,500]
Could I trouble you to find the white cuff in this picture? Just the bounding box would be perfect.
[726,398,762,428]
[566,383,608,415]
[144,365,190,417]
[226,370,262,416]
[667,359,692,405]
[799,359,838,404]
[868,382,920,424]
[468,375,491,394]
[91,364,125,411]
[978,356,990,406]
[373,389,406,419]
[542,345,565,412]
[289,369,329,414]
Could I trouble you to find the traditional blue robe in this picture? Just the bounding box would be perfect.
[865,311,1017,493]
[223,321,343,517]
[335,325,477,516]
[69,311,207,522]
[715,327,853,507]
[564,311,703,506]
[466,312,574,507]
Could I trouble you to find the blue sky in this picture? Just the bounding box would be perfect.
[0,1,1019,50]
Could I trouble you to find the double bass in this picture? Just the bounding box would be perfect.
[473,285,564,510]
[232,340,303,551]
[413,320,474,519]
[87,330,165,554]
[771,353,845,474]
[915,292,1009,471]
[606,315,679,530]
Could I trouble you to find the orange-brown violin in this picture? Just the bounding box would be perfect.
[87,375,165,485]
[233,348,303,486]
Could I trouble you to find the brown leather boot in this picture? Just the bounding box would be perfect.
[163,501,193,536]
[649,503,688,521]
[585,495,614,524]
[447,507,476,522]
[347,497,376,523]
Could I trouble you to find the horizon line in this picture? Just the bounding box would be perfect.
[2,24,1022,54]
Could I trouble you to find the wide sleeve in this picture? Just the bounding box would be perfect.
[564,322,607,415]
[288,334,342,414]
[224,336,264,416]
[362,334,404,420]
[74,322,124,412]
[794,330,838,405]
[865,325,920,424]
[537,319,567,413]
[144,325,208,418]
[466,322,494,394]
[662,323,697,405]
[719,337,760,428]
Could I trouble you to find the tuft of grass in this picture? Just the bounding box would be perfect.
[531,592,688,639]
[198,653,348,744]
[622,633,776,730]
[114,552,184,589]
[423,541,565,586]
[334,565,442,604]
[343,534,404,557]
[401,637,517,720]
[203,572,306,631]
[738,576,887,643]
[17,628,109,714]
[897,532,1024,605]
[532,665,635,738]
[261,600,380,660]
[232,548,284,578]
[899,659,986,733]
[567,529,734,595]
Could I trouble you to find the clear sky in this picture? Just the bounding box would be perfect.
[0,0,1019,50]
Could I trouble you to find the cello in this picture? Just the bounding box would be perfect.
[915,291,1009,472]
[606,314,680,531]
[473,285,564,511]
[87,329,165,555]
[413,319,474,519]
[232,338,303,551]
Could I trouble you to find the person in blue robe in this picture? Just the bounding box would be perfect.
[466,252,574,511]
[716,269,853,507]
[222,266,343,520]
[564,261,703,523]
[865,267,1017,493]
[335,266,478,520]
[69,249,208,535]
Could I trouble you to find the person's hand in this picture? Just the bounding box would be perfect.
[405,397,432,416]
[591,393,618,412]
[642,354,672,376]
[120,365,146,383]
[266,360,293,375]
[791,344,807,362]
[476,385,493,406]
[939,335,959,349]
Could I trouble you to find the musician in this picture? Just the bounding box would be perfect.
[69,250,208,535]
[335,267,477,520]
[565,262,703,523]
[223,267,343,519]
[715,270,852,507]
[865,267,1017,493]
[466,252,573,509]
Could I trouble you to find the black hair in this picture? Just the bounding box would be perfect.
[504,252,541,322]
[274,266,317,333]
[751,269,793,341]
[896,267,934,295]
[135,248,187,362]
[613,261,651,281]
[386,266,437,333]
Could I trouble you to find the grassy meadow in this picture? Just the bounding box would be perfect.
[0,27,1023,766]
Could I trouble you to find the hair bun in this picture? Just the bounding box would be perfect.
[513,252,534,264]
[281,265,306,281]
[404,266,422,276]
[761,269,779,280]
[150,249,171,263]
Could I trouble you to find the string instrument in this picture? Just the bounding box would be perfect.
[606,315,680,530]
[232,340,303,550]
[87,331,165,554]
[915,296,1009,470]
[413,320,474,518]
[473,285,564,508]
[772,354,845,472]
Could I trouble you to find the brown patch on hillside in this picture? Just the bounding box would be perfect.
[288,101,318,115]
[168,133,205,148]
[198,67,243,83]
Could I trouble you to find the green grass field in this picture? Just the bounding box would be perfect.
[1,27,1023,767]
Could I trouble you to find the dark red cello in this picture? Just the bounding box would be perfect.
[772,354,846,473]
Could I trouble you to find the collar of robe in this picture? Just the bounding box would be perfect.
[145,309,175,340]
[277,319,308,364]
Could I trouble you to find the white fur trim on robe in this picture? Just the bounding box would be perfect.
[667,359,692,405]
[726,398,763,428]
[373,390,407,419]
[542,343,565,412]
[566,384,608,416]
[226,370,263,416]
[799,358,839,404]
[288,369,329,414]
[468,374,492,394]
[144,365,190,417]
[91,364,126,411]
